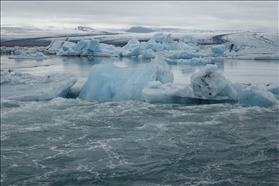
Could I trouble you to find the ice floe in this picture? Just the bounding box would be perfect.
[1,70,77,101]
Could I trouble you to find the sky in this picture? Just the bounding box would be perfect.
[1,1,278,31]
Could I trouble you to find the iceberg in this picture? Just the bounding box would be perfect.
[62,41,77,51]
[164,57,214,65]
[233,84,278,107]
[1,70,77,101]
[227,52,279,60]
[187,64,237,100]
[254,53,279,60]
[164,50,205,60]
[211,45,225,54]
[121,38,142,57]
[79,54,173,101]
[8,52,49,59]
[141,49,155,59]
[151,33,173,44]
[56,39,119,57]
[142,64,278,107]
[255,82,279,94]
[46,40,65,54]
[179,35,197,45]
[142,81,189,104]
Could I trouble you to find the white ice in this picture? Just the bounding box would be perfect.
[142,64,278,107]
[1,70,77,101]
[8,52,49,59]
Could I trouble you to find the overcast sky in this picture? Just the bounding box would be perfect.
[1,1,278,31]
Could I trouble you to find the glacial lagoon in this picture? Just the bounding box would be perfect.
[1,55,279,185]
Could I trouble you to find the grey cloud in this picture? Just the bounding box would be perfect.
[1,1,278,31]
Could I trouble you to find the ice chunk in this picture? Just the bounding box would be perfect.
[164,50,205,60]
[142,64,278,106]
[176,43,200,52]
[8,52,49,59]
[123,38,141,50]
[179,35,197,45]
[74,40,88,51]
[254,53,279,60]
[164,57,214,65]
[79,54,173,101]
[233,84,279,107]
[99,43,115,55]
[229,53,279,60]
[144,39,164,52]
[151,33,173,44]
[62,41,76,51]
[46,40,64,53]
[188,64,237,100]
[57,39,102,56]
[141,49,155,59]
[211,45,225,54]
[88,39,101,52]
[122,38,142,57]
[142,81,188,103]
[1,70,77,101]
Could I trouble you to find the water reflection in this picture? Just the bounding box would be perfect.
[1,55,278,91]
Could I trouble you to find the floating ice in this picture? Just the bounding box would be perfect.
[179,35,197,45]
[151,33,173,44]
[46,40,65,54]
[121,38,142,57]
[144,39,164,52]
[164,50,205,60]
[141,49,155,59]
[142,81,188,103]
[256,82,279,95]
[228,52,279,60]
[79,54,173,101]
[142,64,278,107]
[233,84,279,107]
[164,57,214,65]
[254,53,279,60]
[62,41,77,51]
[211,45,225,54]
[1,70,77,101]
[8,52,49,59]
[188,64,237,100]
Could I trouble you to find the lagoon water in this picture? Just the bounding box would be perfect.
[1,55,279,185]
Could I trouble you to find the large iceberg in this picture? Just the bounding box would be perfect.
[187,64,237,100]
[1,70,77,101]
[79,54,173,101]
[56,39,118,57]
[142,64,278,107]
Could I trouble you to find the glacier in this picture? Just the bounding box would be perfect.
[1,70,77,101]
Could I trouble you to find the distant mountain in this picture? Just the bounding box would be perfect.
[126,26,155,33]
[76,26,95,31]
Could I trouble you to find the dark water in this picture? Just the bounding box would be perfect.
[1,55,279,185]
[1,99,279,185]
